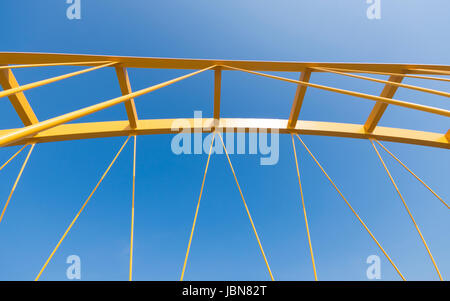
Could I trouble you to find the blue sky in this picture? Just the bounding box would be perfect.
[0,0,449,281]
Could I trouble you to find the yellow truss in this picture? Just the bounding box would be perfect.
[0,52,448,149]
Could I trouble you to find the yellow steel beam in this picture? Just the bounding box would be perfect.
[288,69,311,128]
[213,68,222,120]
[1,118,448,149]
[446,129,450,142]
[409,68,450,76]
[0,61,112,70]
[0,62,116,100]
[115,67,138,129]
[312,67,450,98]
[0,68,38,125]
[0,66,216,147]
[314,67,450,83]
[222,65,450,118]
[1,52,450,74]
[364,75,404,133]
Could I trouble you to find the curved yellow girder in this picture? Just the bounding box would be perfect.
[0,118,448,149]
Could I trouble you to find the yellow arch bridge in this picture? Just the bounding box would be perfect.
[0,52,448,281]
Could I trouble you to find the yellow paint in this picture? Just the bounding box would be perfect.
[0,53,446,281]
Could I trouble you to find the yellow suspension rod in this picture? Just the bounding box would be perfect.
[410,69,450,76]
[0,65,216,148]
[180,133,216,281]
[129,135,137,281]
[294,134,405,280]
[0,62,116,99]
[291,134,317,280]
[315,67,450,83]
[35,136,131,281]
[0,61,113,70]
[0,144,28,172]
[312,67,450,98]
[0,144,35,223]
[373,139,449,209]
[370,139,443,281]
[222,65,450,118]
[217,133,275,281]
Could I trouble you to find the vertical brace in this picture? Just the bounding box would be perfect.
[213,68,222,120]
[288,69,312,128]
[364,75,404,133]
[0,68,39,126]
[115,67,138,129]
